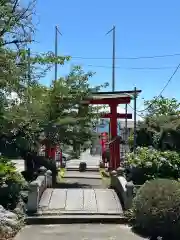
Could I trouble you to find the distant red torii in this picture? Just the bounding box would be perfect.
[86,90,141,169]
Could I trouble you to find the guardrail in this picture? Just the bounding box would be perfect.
[26,167,52,214]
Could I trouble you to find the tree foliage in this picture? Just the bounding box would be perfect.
[0,0,107,163]
[134,96,180,151]
[144,96,180,117]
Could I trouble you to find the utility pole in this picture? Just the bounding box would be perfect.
[106,25,116,92]
[27,48,31,84]
[106,25,116,139]
[112,25,115,92]
[54,26,62,81]
[55,26,58,81]
[125,103,128,153]
[25,48,31,171]
[27,48,31,103]
[133,87,137,153]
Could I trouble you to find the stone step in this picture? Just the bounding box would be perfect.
[26,214,126,225]
[63,171,101,179]
[66,167,99,172]
[37,211,122,215]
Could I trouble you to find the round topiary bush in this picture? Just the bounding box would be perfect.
[131,178,180,239]
[99,161,105,168]
[79,162,87,172]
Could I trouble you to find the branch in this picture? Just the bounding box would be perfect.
[1,39,34,46]
[0,0,19,37]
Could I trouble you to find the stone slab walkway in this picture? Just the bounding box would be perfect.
[38,188,123,215]
[63,171,102,179]
[14,224,147,240]
[12,159,25,172]
[66,150,101,169]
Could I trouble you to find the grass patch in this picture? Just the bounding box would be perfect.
[99,168,111,188]
[57,168,66,182]
[99,168,110,178]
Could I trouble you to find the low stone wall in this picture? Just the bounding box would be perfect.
[110,168,135,210]
[27,167,52,213]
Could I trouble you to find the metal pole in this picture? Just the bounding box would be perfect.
[25,48,31,171]
[106,25,116,92]
[125,104,128,141]
[133,87,137,153]
[27,48,31,104]
[112,25,115,92]
[27,48,31,84]
[55,26,58,81]
[125,103,128,154]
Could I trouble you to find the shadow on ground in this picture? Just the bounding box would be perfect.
[55,182,94,188]
[56,177,108,189]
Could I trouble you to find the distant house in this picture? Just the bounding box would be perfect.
[95,119,134,140]
[119,120,134,140]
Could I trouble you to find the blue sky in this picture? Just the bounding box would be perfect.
[30,0,180,116]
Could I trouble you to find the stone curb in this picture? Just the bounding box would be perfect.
[26,214,128,225]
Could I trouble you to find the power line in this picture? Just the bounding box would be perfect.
[84,64,175,70]
[129,63,180,113]
[70,53,180,60]
[28,52,177,70]
[29,51,180,60]
[128,104,145,119]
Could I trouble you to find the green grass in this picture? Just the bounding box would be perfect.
[57,168,66,182]
[99,168,111,188]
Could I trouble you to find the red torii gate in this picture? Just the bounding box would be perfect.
[44,90,141,170]
[86,90,141,170]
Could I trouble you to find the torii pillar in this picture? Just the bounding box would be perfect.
[102,111,132,169]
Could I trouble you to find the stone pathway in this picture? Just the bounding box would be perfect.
[66,150,101,169]
[12,159,25,172]
[14,224,147,240]
[14,152,146,239]
[63,171,102,179]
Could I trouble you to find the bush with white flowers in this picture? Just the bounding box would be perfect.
[123,147,180,184]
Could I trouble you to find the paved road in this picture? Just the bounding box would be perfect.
[14,224,146,240]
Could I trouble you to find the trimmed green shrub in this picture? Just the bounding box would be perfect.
[131,179,180,239]
[124,147,180,184]
[99,161,105,168]
[79,162,87,172]
[0,157,27,209]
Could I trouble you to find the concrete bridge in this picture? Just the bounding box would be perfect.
[26,152,124,223]
[25,151,135,224]
[14,152,145,240]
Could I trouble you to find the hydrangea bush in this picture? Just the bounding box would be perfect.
[123,147,180,185]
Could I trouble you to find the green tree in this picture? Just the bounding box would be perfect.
[144,96,180,117]
[136,96,180,150]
